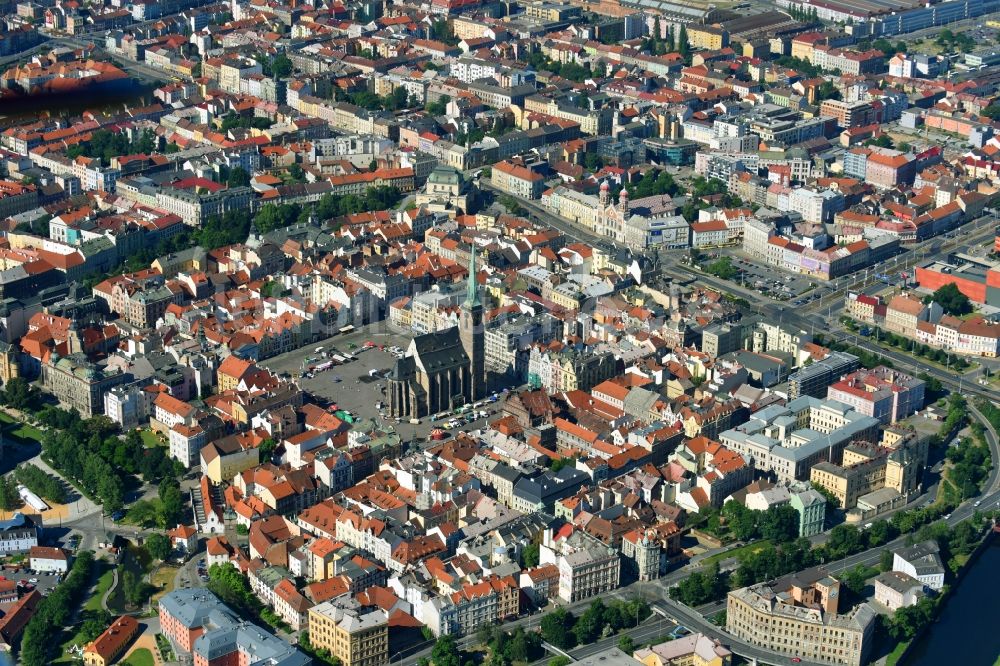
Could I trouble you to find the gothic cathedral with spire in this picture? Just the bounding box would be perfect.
[386,245,486,419]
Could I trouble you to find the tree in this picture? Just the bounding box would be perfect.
[815,79,841,102]
[258,438,277,462]
[759,504,801,544]
[670,562,725,605]
[426,95,450,116]
[706,256,737,280]
[880,549,895,572]
[431,635,461,666]
[540,607,577,649]
[521,543,540,569]
[573,599,606,644]
[272,54,292,78]
[982,104,1000,120]
[678,25,690,63]
[255,202,302,233]
[888,597,936,640]
[0,475,18,511]
[159,481,185,528]
[722,501,758,541]
[866,134,894,149]
[430,19,457,45]
[866,520,895,547]
[617,635,634,654]
[843,565,870,596]
[929,282,972,316]
[391,86,409,110]
[584,151,604,172]
[208,563,261,615]
[79,611,113,644]
[826,524,863,559]
[14,464,66,504]
[227,167,250,187]
[145,533,171,561]
[123,570,142,607]
[498,194,526,217]
[3,377,39,411]
[288,163,306,183]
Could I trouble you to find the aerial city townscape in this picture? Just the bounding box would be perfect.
[1,0,1000,664]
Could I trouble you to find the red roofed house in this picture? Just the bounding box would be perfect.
[168,524,198,553]
[83,615,139,666]
[29,545,69,573]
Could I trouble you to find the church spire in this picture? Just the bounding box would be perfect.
[465,243,481,307]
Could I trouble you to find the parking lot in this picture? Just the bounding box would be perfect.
[725,252,822,300]
[0,565,63,598]
[260,324,507,443]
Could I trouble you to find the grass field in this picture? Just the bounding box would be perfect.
[885,639,911,666]
[84,564,115,613]
[150,564,178,603]
[139,429,163,448]
[700,540,772,568]
[124,648,155,666]
[0,410,44,443]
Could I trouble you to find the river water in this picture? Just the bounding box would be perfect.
[906,540,1000,665]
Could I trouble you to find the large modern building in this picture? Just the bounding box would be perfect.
[787,351,860,399]
[719,397,881,483]
[826,366,924,424]
[387,247,485,418]
[810,431,927,509]
[158,588,310,666]
[727,569,876,666]
[41,352,131,417]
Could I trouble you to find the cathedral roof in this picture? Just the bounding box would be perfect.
[412,327,470,373]
[388,355,416,381]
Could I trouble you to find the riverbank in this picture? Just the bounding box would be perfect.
[898,527,1000,665]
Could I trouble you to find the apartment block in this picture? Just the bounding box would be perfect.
[307,597,389,666]
[539,527,620,603]
[727,570,876,666]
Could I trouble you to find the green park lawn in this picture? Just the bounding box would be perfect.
[124,648,155,666]
[139,429,163,448]
[0,410,43,443]
[84,564,115,613]
[700,540,772,568]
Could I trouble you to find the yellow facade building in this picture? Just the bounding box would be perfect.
[308,599,389,666]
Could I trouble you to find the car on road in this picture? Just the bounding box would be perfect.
[792,659,802,663]
[28,578,37,584]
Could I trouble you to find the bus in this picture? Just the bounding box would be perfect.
[339,325,356,335]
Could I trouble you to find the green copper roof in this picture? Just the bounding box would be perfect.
[466,244,481,307]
